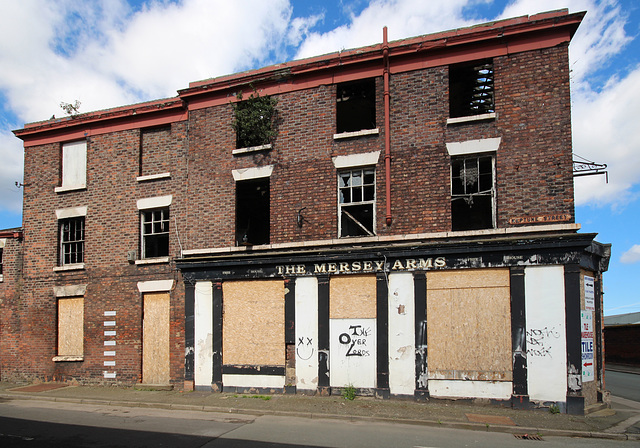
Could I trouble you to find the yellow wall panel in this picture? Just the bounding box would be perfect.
[58,297,83,356]
[330,275,376,319]
[223,280,285,366]
[427,269,511,380]
[143,292,170,385]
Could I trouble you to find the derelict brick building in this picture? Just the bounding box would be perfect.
[4,10,610,414]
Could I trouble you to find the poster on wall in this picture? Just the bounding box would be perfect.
[581,311,594,382]
[584,276,595,311]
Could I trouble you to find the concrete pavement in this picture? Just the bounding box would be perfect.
[0,381,638,442]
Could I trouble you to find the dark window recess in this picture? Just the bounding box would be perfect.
[236,178,270,246]
[449,60,494,118]
[336,79,376,134]
[339,168,376,237]
[142,208,169,258]
[451,155,494,231]
[0,248,3,276]
[60,217,85,265]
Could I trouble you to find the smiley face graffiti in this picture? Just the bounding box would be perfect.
[296,336,314,360]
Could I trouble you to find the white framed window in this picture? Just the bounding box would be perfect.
[56,140,87,192]
[338,167,376,237]
[59,217,85,266]
[451,154,496,231]
[141,208,170,259]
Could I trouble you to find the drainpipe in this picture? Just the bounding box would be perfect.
[383,26,393,227]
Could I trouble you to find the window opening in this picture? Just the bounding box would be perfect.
[232,90,278,149]
[451,155,495,231]
[59,217,85,265]
[236,178,270,246]
[449,60,494,118]
[339,168,376,237]
[0,247,3,279]
[336,79,376,134]
[141,208,169,258]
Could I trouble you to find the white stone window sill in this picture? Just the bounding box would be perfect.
[53,355,84,362]
[55,184,86,193]
[53,263,85,272]
[0,275,3,282]
[137,172,171,182]
[135,257,169,265]
[446,113,496,125]
[333,128,379,140]
[232,143,272,156]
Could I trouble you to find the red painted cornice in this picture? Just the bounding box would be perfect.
[14,98,187,147]
[0,229,23,239]
[13,10,584,146]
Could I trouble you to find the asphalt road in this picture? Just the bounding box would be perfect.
[0,399,636,447]
[606,370,640,402]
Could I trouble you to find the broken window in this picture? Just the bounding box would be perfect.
[339,168,376,237]
[336,79,376,134]
[449,60,494,118]
[141,208,169,258]
[236,178,270,246]
[59,217,85,265]
[451,155,495,231]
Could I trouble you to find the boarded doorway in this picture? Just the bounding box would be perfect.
[142,292,170,385]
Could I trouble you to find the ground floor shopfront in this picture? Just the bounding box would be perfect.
[177,228,610,415]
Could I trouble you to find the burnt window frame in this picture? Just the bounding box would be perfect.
[336,78,377,134]
[449,60,495,119]
[235,177,270,246]
[450,154,496,231]
[141,207,170,259]
[59,216,85,266]
[338,167,376,238]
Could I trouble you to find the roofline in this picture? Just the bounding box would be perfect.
[181,10,583,96]
[13,9,584,146]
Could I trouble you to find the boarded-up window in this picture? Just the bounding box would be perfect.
[330,275,376,319]
[141,126,171,176]
[58,297,84,356]
[61,140,87,189]
[427,269,511,380]
[223,280,284,366]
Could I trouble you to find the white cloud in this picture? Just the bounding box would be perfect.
[573,65,640,206]
[620,244,640,264]
[0,130,24,214]
[294,0,477,60]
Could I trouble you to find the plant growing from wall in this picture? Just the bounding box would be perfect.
[232,87,278,149]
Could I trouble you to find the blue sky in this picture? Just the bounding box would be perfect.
[0,0,638,315]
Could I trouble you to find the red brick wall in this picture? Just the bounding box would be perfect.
[3,122,188,386]
[5,42,575,386]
